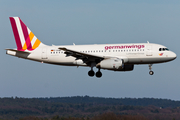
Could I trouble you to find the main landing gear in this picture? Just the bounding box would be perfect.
[88,63,102,78]
[88,69,102,78]
[149,64,154,75]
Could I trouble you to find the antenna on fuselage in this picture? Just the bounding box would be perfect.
[73,43,75,46]
[147,41,149,44]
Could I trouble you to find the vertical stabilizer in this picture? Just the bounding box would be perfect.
[9,17,45,51]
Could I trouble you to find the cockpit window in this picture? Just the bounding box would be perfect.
[165,48,169,51]
[159,48,169,51]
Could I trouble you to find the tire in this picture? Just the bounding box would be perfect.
[149,71,154,75]
[88,70,95,77]
[96,71,102,78]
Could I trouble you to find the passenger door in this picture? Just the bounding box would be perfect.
[42,48,48,59]
[146,45,152,56]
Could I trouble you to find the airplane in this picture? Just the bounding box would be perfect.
[6,17,177,78]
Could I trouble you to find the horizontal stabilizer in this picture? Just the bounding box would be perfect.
[5,49,30,53]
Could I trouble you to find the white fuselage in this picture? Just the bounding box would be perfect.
[7,43,176,67]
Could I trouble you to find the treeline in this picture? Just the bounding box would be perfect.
[39,96,180,108]
[1,96,180,108]
[0,96,180,120]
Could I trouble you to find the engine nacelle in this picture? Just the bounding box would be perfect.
[73,59,86,66]
[97,58,124,70]
[97,58,134,71]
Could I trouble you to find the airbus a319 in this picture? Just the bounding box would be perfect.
[6,17,177,78]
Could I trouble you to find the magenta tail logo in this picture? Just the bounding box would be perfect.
[9,17,41,51]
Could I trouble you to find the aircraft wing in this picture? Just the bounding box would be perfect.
[59,47,105,64]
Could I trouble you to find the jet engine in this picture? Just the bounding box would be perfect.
[97,58,134,71]
[97,58,124,70]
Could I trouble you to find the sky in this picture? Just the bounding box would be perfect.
[1,0,180,100]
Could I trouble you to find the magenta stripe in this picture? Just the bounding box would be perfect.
[19,18,33,51]
[9,17,23,51]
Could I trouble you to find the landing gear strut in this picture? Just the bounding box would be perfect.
[88,63,95,77]
[149,64,154,75]
[96,68,102,78]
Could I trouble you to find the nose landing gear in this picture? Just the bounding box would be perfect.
[149,64,154,75]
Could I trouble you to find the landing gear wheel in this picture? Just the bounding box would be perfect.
[148,64,154,75]
[96,71,102,78]
[149,71,154,75]
[88,70,95,77]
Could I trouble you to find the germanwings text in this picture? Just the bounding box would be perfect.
[105,45,145,50]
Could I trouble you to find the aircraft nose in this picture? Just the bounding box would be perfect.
[171,51,177,60]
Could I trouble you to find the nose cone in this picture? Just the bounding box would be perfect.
[170,51,177,60]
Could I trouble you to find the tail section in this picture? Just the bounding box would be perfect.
[9,17,45,51]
